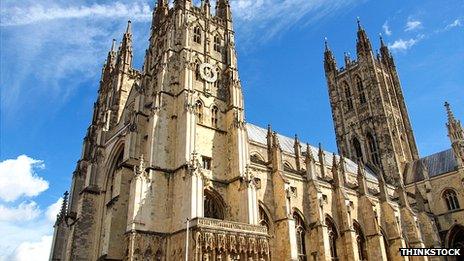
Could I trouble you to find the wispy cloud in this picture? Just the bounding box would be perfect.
[405,18,422,31]
[388,35,424,51]
[1,2,151,26]
[445,18,462,30]
[231,0,363,42]
[382,21,392,36]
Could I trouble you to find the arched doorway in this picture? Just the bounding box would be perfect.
[446,224,464,250]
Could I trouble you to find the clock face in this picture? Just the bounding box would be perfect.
[199,63,217,83]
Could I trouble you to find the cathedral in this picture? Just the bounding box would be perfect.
[49,0,464,260]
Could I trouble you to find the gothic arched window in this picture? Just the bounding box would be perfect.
[354,222,367,261]
[293,212,306,261]
[213,34,221,52]
[443,189,460,211]
[204,189,224,220]
[344,83,354,111]
[326,217,338,260]
[195,100,203,124]
[367,133,380,166]
[259,205,271,231]
[193,26,202,44]
[211,106,219,127]
[352,137,363,162]
[356,76,367,104]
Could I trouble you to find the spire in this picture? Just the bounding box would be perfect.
[266,124,273,149]
[294,134,301,171]
[324,37,337,73]
[216,0,232,22]
[55,191,69,226]
[174,0,192,9]
[202,0,211,14]
[106,39,117,68]
[305,143,316,180]
[356,18,373,56]
[445,102,464,167]
[153,0,168,29]
[357,161,368,195]
[117,21,133,71]
[318,143,326,177]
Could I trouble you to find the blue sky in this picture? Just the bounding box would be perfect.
[0,0,463,259]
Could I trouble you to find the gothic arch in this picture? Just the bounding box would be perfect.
[258,202,273,233]
[445,224,464,249]
[353,220,367,261]
[352,136,364,162]
[99,142,131,259]
[250,151,266,165]
[293,210,307,260]
[442,188,460,211]
[204,188,226,220]
[325,215,339,260]
[366,132,381,167]
[102,141,126,188]
[283,161,295,172]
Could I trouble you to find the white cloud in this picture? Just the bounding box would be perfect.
[45,198,63,223]
[445,18,462,30]
[405,19,422,31]
[0,201,41,222]
[12,235,53,261]
[388,34,425,52]
[382,21,392,36]
[0,155,48,202]
[0,2,152,26]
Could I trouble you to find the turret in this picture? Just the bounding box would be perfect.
[356,18,373,57]
[55,191,69,226]
[153,0,168,29]
[379,34,395,69]
[201,0,211,16]
[116,21,133,72]
[216,0,232,22]
[174,0,192,9]
[445,102,464,167]
[323,38,337,73]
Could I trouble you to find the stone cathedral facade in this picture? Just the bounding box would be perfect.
[50,1,464,260]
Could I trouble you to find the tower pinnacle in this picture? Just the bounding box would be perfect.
[356,18,373,56]
[445,102,464,167]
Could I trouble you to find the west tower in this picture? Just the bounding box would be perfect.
[324,21,419,181]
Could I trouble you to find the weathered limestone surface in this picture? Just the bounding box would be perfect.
[49,1,463,261]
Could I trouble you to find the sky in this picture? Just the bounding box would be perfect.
[0,0,463,259]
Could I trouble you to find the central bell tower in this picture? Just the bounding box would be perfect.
[123,0,263,259]
[324,20,419,181]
